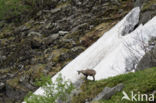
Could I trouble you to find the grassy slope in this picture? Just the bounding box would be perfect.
[72,67,156,103]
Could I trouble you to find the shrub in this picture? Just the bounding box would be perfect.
[24,73,74,103]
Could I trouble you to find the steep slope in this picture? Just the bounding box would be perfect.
[72,67,156,103]
[34,7,156,95]
[0,0,134,102]
[0,0,156,102]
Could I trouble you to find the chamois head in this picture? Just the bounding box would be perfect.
[77,70,81,75]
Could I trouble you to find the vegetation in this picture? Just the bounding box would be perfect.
[72,67,156,103]
[142,0,156,12]
[24,74,74,103]
[24,67,156,103]
[0,0,60,22]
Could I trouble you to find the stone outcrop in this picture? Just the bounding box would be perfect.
[136,38,156,70]
[91,83,124,102]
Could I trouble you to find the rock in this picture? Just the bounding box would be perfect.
[136,38,156,70]
[134,0,156,24]
[59,38,76,48]
[45,62,55,71]
[59,46,85,61]
[0,55,6,62]
[6,84,27,101]
[28,31,42,37]
[7,73,15,78]
[71,46,85,54]
[50,8,61,14]
[152,90,156,94]
[19,76,26,83]
[71,23,89,33]
[136,44,156,70]
[31,39,42,49]
[43,33,59,46]
[58,31,69,36]
[0,75,7,80]
[0,82,5,90]
[92,83,124,102]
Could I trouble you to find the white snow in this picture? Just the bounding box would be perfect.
[33,7,156,95]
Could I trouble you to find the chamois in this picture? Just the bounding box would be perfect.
[77,69,96,81]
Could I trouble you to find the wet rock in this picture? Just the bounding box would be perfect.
[92,83,124,102]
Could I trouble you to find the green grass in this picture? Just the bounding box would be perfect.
[0,0,64,22]
[72,67,156,103]
[0,0,29,21]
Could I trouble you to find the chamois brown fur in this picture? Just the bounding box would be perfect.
[77,69,96,81]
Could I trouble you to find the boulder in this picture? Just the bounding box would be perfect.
[43,33,59,45]
[28,31,42,37]
[136,45,156,70]
[135,0,156,24]
[6,84,27,101]
[92,83,124,102]
[59,31,69,36]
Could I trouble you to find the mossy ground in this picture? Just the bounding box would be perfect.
[72,67,156,103]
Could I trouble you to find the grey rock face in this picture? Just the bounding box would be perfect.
[136,38,156,70]
[134,0,156,24]
[92,83,124,102]
[140,5,156,24]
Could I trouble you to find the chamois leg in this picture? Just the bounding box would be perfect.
[93,76,95,81]
[85,75,88,80]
